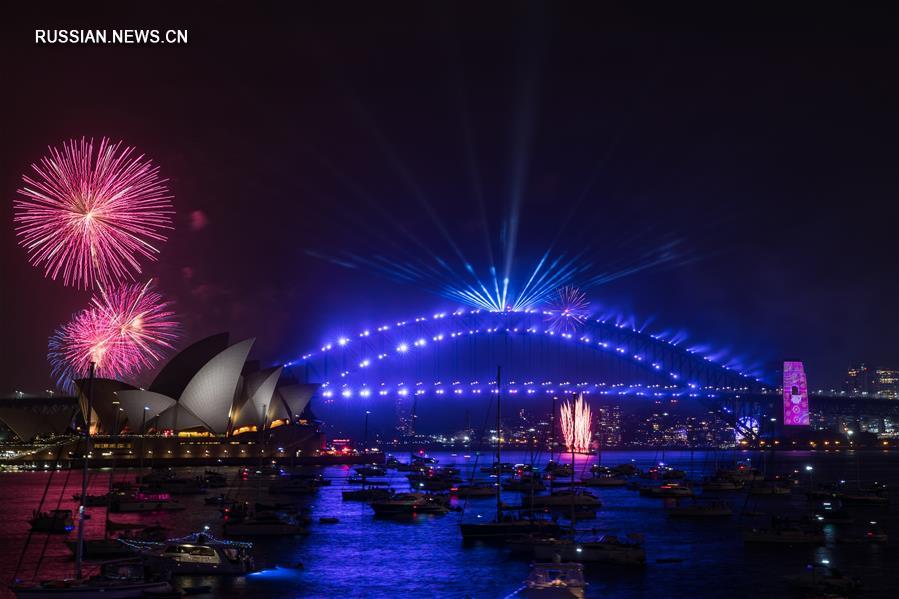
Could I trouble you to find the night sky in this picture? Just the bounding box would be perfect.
[1,3,896,394]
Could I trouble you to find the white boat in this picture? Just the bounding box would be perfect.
[370,493,449,516]
[639,483,693,498]
[533,535,646,565]
[224,512,308,536]
[519,561,587,598]
[124,530,255,575]
[10,560,171,598]
[667,500,732,518]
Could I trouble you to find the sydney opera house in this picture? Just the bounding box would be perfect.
[0,334,327,464]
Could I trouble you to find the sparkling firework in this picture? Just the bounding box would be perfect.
[546,285,590,333]
[560,393,592,453]
[48,281,178,390]
[15,138,173,288]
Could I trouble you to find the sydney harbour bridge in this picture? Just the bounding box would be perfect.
[285,308,783,439]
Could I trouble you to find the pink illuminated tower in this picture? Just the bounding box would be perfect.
[783,360,809,426]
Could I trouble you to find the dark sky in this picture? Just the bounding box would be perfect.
[1,2,896,393]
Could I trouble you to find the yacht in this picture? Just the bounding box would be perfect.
[638,483,693,498]
[355,465,387,477]
[450,483,497,497]
[10,560,171,598]
[532,535,646,566]
[519,561,587,598]
[503,477,546,492]
[370,493,449,516]
[28,509,74,533]
[699,478,743,492]
[223,512,308,536]
[667,499,732,518]
[125,530,255,575]
[527,490,600,508]
[460,516,561,541]
[110,491,185,513]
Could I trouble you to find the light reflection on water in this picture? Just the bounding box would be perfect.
[0,450,896,598]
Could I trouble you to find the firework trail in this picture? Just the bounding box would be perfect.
[15,138,173,288]
[48,281,178,390]
[546,285,590,333]
[560,393,592,452]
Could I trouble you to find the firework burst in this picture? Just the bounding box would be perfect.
[560,393,592,453]
[48,281,179,390]
[15,137,173,288]
[546,285,590,333]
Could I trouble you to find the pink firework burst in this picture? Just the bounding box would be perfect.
[48,281,179,390]
[15,138,173,289]
[546,285,590,334]
[560,393,592,453]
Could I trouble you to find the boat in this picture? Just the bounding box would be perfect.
[342,487,394,501]
[527,490,601,509]
[64,539,134,560]
[370,493,449,516]
[28,509,74,533]
[460,368,561,542]
[355,465,387,477]
[581,474,626,487]
[812,500,853,524]
[123,530,256,575]
[838,491,889,506]
[110,491,185,513]
[785,564,862,594]
[608,463,641,477]
[11,367,173,599]
[450,483,497,497]
[347,476,390,486]
[10,560,172,598]
[699,478,743,492]
[223,512,308,536]
[518,561,587,598]
[202,471,228,488]
[748,482,791,496]
[638,483,693,498]
[667,499,732,518]
[532,535,646,566]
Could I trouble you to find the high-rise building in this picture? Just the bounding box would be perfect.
[844,364,873,395]
[874,369,899,399]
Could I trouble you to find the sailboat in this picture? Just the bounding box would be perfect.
[459,367,561,541]
[10,363,172,598]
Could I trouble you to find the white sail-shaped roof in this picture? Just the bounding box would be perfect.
[179,338,254,434]
[155,403,212,432]
[116,390,177,433]
[232,366,282,429]
[278,384,317,417]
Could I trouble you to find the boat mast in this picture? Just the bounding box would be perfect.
[75,361,95,579]
[495,365,502,523]
[570,393,576,532]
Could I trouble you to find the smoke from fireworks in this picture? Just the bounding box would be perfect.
[48,281,179,390]
[560,393,592,452]
[546,285,590,333]
[15,138,173,288]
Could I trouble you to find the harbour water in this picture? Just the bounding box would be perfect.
[1,449,896,598]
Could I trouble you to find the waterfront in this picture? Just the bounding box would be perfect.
[1,449,896,598]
